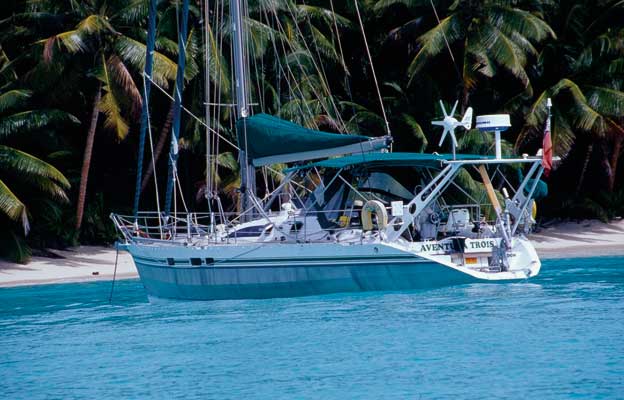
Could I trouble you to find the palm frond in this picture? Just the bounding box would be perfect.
[0,109,80,138]
[107,55,142,117]
[489,5,555,43]
[115,0,149,23]
[407,14,462,82]
[0,178,28,233]
[374,0,428,13]
[76,14,116,35]
[204,21,231,96]
[294,5,352,29]
[115,36,177,88]
[155,37,180,56]
[0,145,70,189]
[585,85,624,117]
[307,25,340,64]
[97,56,129,140]
[183,29,201,82]
[458,128,514,156]
[402,113,427,152]
[476,25,529,87]
[217,152,239,172]
[551,113,576,158]
[0,48,18,83]
[0,89,31,113]
[245,18,286,60]
[40,30,85,62]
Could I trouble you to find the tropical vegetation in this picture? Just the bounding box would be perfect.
[0,0,623,262]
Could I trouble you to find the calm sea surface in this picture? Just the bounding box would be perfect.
[1,257,623,399]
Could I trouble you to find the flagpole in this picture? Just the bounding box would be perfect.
[542,98,553,177]
[547,98,552,121]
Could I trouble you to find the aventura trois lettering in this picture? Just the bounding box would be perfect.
[417,238,501,254]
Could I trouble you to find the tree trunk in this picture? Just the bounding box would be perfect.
[576,143,593,196]
[607,134,623,192]
[140,101,175,194]
[75,83,102,231]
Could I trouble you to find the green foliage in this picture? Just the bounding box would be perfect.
[0,0,624,263]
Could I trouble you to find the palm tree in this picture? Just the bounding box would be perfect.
[35,0,177,232]
[376,0,554,110]
[516,0,624,192]
[0,60,77,260]
[0,88,73,231]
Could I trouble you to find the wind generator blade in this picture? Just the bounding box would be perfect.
[461,107,473,130]
[450,100,458,117]
[431,121,445,126]
[450,132,458,147]
[439,100,447,117]
[438,127,450,146]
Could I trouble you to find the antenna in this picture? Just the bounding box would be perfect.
[475,114,511,159]
[431,100,473,159]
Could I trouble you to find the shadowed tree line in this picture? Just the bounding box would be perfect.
[0,0,623,262]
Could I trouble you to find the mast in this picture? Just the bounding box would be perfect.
[164,0,190,215]
[230,0,255,219]
[230,0,249,119]
[133,0,158,218]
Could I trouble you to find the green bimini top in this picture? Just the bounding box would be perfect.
[285,152,494,172]
[237,113,371,160]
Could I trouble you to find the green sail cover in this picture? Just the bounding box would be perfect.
[237,114,371,161]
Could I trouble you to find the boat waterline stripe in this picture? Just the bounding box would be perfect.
[132,255,426,269]
[133,254,415,263]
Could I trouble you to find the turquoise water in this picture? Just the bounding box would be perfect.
[1,257,623,399]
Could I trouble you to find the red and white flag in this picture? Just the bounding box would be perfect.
[542,98,553,177]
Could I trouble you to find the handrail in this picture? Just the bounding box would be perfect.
[111,201,501,246]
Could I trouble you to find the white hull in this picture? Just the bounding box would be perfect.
[123,237,540,300]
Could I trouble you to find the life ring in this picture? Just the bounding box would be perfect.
[361,200,388,231]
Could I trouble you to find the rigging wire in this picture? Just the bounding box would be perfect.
[108,244,119,304]
[213,0,225,201]
[140,74,309,197]
[329,0,358,129]
[258,1,317,127]
[144,72,239,149]
[264,2,338,129]
[428,0,462,81]
[284,0,347,132]
[142,73,163,237]
[175,168,190,212]
[353,0,391,136]
[281,1,344,129]
[206,0,212,206]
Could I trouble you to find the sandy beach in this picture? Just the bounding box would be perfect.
[1,220,623,288]
[0,246,137,288]
[531,219,624,258]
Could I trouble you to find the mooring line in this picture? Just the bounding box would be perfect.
[108,244,120,304]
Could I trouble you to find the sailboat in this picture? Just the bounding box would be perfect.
[111,0,553,300]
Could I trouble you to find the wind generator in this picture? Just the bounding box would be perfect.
[431,100,473,159]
